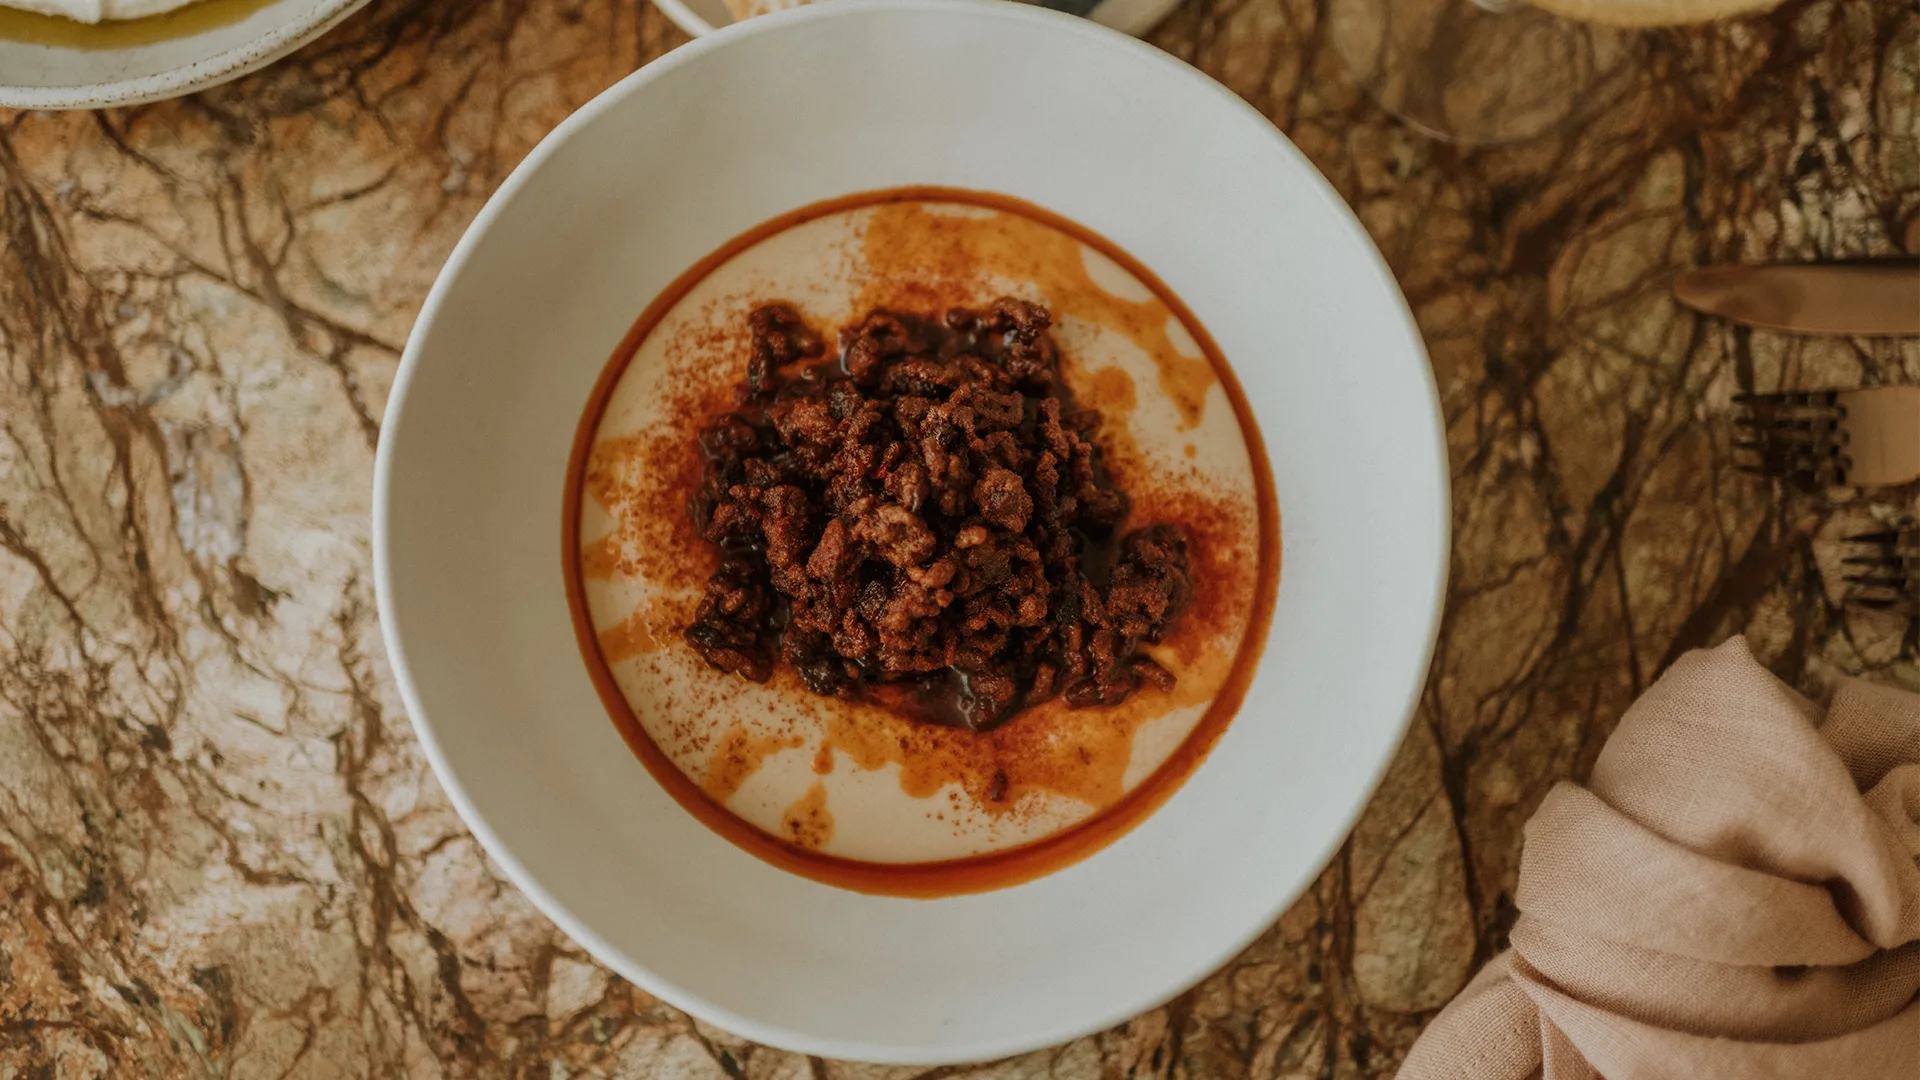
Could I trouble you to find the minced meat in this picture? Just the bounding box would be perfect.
[683,297,1191,731]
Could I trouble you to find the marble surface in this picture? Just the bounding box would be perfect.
[0,0,1914,1075]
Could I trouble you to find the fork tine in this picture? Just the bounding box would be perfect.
[1735,390,1842,407]
[1734,440,1835,459]
[1734,457,1813,477]
[1842,559,1903,573]
[1844,530,1904,545]
[1735,418,1835,440]
[1732,450,1845,488]
[1852,596,1910,611]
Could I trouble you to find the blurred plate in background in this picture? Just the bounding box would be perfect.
[652,0,1182,38]
[0,0,367,109]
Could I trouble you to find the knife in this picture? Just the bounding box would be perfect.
[1674,261,1920,337]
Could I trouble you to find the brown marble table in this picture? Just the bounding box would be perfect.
[0,0,1914,1075]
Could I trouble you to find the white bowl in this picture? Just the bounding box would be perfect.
[0,0,367,110]
[652,0,1182,40]
[375,0,1446,1063]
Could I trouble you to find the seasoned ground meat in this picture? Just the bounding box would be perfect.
[682,298,1192,731]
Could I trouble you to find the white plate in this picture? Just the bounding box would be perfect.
[0,0,367,109]
[653,0,1184,39]
[375,0,1446,1063]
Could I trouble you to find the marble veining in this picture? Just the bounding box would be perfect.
[0,0,1914,1075]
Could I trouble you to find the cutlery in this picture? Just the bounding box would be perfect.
[1732,387,1920,488]
[1843,526,1920,612]
[1676,262,1919,336]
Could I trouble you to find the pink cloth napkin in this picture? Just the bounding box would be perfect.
[1397,637,1920,1080]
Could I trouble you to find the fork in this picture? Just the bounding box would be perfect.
[1842,526,1920,612]
[1734,387,1920,488]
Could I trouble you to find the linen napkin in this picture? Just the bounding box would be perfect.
[1397,636,1920,1080]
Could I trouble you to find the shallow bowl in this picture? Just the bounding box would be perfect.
[374,0,1446,1063]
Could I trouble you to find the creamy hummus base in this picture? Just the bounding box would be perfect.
[576,199,1264,864]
